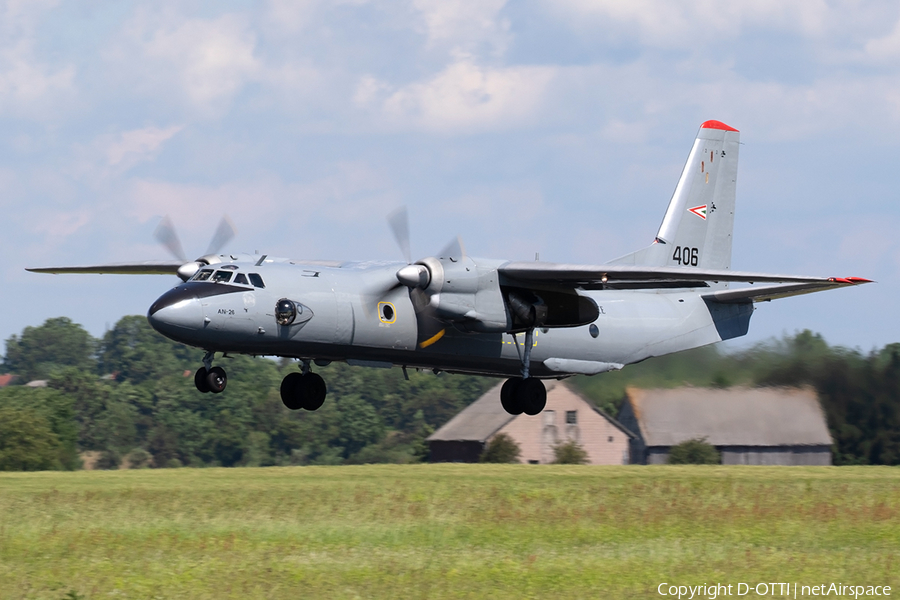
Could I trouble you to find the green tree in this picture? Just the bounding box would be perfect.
[99,316,200,383]
[552,440,589,464]
[3,317,96,381]
[0,386,80,469]
[0,406,63,471]
[668,438,720,464]
[479,433,521,463]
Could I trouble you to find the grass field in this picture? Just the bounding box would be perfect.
[1,465,898,599]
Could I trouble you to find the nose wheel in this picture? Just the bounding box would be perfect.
[194,366,227,393]
[194,351,227,394]
[280,371,327,411]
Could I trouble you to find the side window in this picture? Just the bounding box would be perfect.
[566,410,577,425]
[249,273,265,288]
[234,273,248,285]
[212,271,233,283]
[194,269,213,281]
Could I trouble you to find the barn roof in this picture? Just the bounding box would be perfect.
[426,381,513,442]
[625,386,832,447]
[427,380,633,442]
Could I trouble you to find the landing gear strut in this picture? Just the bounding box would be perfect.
[500,328,547,415]
[280,361,327,411]
[194,351,227,394]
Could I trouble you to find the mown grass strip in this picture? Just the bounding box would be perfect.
[1,465,898,599]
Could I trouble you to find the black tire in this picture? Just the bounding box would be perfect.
[500,377,524,415]
[194,367,211,393]
[302,373,327,411]
[519,378,547,416]
[280,372,304,410]
[206,366,227,394]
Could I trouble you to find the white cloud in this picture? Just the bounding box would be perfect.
[361,59,557,133]
[104,10,262,115]
[549,0,835,47]
[0,0,75,118]
[106,125,184,168]
[411,0,510,56]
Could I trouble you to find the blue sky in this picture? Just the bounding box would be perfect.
[2,1,898,353]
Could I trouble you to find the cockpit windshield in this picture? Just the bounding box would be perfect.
[212,271,233,283]
[234,273,248,285]
[194,269,213,281]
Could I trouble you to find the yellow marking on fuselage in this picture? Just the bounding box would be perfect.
[419,328,446,348]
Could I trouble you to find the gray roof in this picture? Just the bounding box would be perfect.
[626,386,832,447]
[427,380,634,442]
[426,381,513,442]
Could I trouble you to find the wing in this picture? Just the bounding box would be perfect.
[26,261,184,275]
[499,261,871,292]
[703,278,872,304]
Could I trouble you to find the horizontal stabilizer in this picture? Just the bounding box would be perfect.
[26,261,184,275]
[703,278,873,304]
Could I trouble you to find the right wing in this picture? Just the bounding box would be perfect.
[26,261,184,275]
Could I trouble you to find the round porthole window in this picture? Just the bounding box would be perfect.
[275,299,297,325]
[379,302,395,323]
[589,324,599,338]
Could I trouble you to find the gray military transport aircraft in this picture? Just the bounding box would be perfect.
[29,120,871,416]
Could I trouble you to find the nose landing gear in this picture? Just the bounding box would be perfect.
[280,361,327,411]
[194,352,227,394]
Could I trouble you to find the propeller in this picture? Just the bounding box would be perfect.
[153,215,237,281]
[370,207,453,347]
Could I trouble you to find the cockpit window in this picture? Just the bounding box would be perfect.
[249,273,265,288]
[212,271,233,283]
[194,269,213,281]
[234,273,249,285]
[221,265,239,270]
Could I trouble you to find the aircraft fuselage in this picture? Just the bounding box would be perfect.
[148,255,744,379]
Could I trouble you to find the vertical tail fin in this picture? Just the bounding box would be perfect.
[608,120,741,270]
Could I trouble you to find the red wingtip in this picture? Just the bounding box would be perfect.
[846,277,873,284]
[701,120,739,132]
[829,277,851,284]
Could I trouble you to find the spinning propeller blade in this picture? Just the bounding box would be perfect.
[206,216,236,256]
[387,207,412,265]
[153,216,187,263]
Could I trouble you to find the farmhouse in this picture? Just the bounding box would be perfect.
[617,386,833,465]
[427,380,633,464]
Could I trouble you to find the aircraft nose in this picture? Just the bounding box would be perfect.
[148,287,204,335]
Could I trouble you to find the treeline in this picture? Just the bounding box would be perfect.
[0,317,492,470]
[1,318,898,470]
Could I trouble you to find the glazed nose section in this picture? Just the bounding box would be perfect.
[148,287,204,335]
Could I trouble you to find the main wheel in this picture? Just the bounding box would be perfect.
[519,378,547,415]
[280,372,305,410]
[194,367,211,393]
[302,373,327,411]
[206,366,227,394]
[500,377,524,415]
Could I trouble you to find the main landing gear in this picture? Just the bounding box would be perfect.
[500,327,547,416]
[500,377,546,415]
[279,361,327,411]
